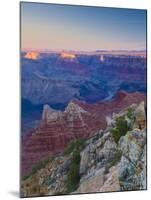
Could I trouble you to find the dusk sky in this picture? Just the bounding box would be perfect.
[21,2,146,51]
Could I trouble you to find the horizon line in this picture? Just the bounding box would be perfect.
[21,48,146,52]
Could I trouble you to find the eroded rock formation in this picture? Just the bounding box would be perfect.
[21,100,146,197]
[21,91,145,176]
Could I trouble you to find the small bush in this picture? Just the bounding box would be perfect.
[72,149,81,164]
[64,141,75,155]
[64,138,85,155]
[66,150,80,193]
[22,174,30,181]
[127,107,133,119]
[110,128,120,144]
[110,116,129,143]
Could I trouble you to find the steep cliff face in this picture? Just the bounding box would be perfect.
[76,101,146,193]
[21,92,145,176]
[21,101,146,197]
[21,101,99,176]
[77,128,146,193]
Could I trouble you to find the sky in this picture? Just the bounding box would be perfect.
[21,2,147,51]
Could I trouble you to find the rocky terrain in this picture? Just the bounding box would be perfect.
[21,100,146,197]
[21,52,146,134]
[21,52,146,105]
[76,102,146,193]
[21,91,145,176]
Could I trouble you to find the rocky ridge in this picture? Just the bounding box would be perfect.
[21,101,146,197]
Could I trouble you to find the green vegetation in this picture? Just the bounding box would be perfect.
[110,116,129,143]
[65,139,84,192]
[127,107,133,119]
[22,174,31,181]
[22,156,54,181]
[64,138,85,155]
[104,149,122,174]
[66,150,81,193]
[109,150,122,167]
[64,138,86,193]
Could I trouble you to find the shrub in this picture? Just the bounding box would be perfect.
[127,107,133,119]
[66,150,81,193]
[72,149,81,164]
[110,128,120,144]
[64,141,75,155]
[64,138,85,155]
[65,139,84,192]
[110,116,129,143]
[22,174,30,181]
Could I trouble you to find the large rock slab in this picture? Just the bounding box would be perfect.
[118,128,146,190]
[77,168,105,193]
[100,165,120,192]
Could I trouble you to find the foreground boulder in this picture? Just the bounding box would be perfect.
[118,129,146,190]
